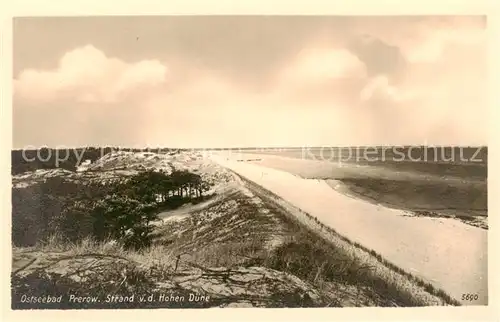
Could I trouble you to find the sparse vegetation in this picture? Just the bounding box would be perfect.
[12,168,211,250]
[11,147,184,175]
[12,148,471,308]
[237,173,462,306]
[12,235,324,309]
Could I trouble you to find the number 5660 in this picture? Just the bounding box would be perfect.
[462,293,479,301]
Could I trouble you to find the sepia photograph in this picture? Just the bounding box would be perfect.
[9,13,489,311]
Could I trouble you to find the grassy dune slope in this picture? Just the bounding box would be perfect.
[236,174,460,306]
[12,170,456,308]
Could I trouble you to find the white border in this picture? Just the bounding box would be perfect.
[1,1,498,321]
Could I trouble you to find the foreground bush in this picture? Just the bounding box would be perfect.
[12,169,211,250]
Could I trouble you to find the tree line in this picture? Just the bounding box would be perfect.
[12,169,211,250]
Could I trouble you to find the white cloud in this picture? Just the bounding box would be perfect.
[357,60,487,146]
[14,45,168,103]
[360,75,423,103]
[276,47,366,88]
[360,76,395,102]
[13,22,488,147]
[405,22,486,63]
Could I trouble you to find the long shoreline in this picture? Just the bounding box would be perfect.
[211,153,488,305]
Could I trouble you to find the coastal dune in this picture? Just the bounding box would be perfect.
[211,153,488,305]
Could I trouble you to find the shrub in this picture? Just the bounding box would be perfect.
[12,169,213,250]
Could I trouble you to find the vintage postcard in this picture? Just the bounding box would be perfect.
[2,0,498,320]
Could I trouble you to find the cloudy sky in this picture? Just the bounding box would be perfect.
[13,16,487,148]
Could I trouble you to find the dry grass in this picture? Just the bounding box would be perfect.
[237,173,461,306]
[190,239,267,268]
[13,172,461,308]
[31,234,178,271]
[153,176,457,307]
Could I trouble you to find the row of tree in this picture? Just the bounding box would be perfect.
[12,169,211,250]
[128,170,211,202]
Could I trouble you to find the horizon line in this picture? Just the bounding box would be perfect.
[11,144,489,151]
